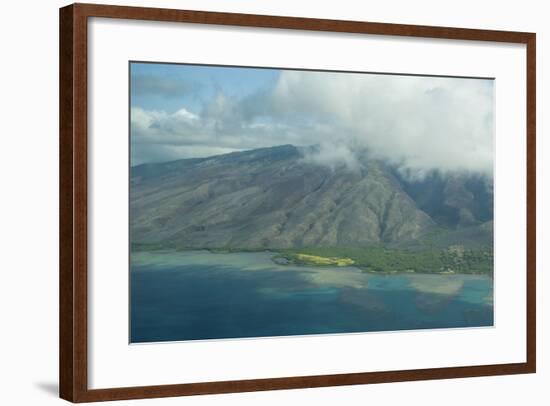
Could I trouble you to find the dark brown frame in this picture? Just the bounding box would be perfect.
[60,3,536,402]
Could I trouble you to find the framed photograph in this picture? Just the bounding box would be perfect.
[59,3,536,402]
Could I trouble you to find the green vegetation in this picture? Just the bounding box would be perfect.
[277,245,492,275]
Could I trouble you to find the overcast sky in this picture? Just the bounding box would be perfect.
[130,62,494,176]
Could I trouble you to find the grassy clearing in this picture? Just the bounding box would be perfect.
[292,253,355,267]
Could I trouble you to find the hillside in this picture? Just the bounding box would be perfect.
[130,145,493,250]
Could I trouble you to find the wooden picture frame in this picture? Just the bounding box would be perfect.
[60,3,536,402]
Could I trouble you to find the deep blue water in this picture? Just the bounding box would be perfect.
[130,251,493,343]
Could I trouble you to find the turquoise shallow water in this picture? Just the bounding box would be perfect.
[130,250,493,343]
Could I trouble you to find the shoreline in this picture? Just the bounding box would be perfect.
[130,247,493,277]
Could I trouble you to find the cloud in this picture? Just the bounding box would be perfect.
[131,70,494,176]
[301,143,361,172]
[267,71,494,175]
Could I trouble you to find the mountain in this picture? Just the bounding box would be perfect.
[395,170,493,228]
[130,145,493,250]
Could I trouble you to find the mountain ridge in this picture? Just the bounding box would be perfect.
[130,144,493,250]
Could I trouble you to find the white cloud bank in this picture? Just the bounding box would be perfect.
[131,70,494,176]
